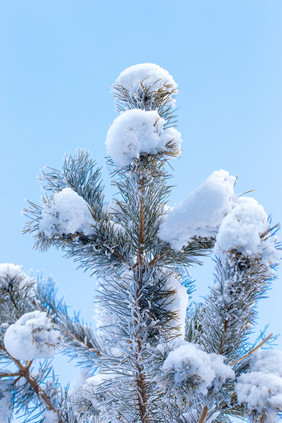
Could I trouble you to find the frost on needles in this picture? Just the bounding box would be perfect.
[0,63,281,422]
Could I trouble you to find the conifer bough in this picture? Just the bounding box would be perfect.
[1,63,281,422]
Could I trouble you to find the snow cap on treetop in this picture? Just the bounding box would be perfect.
[114,63,178,107]
[105,109,182,167]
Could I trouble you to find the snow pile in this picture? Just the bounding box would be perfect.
[235,350,282,420]
[215,196,280,264]
[115,63,178,106]
[4,311,60,360]
[164,275,188,338]
[106,109,182,167]
[162,341,234,394]
[0,381,13,423]
[159,170,236,250]
[84,372,114,389]
[82,372,115,411]
[0,263,34,290]
[39,188,94,238]
[44,410,59,423]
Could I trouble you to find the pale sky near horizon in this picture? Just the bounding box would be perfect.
[0,1,282,421]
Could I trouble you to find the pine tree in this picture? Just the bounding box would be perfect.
[0,63,281,423]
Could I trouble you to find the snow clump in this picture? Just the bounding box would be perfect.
[235,349,282,421]
[114,63,178,107]
[159,170,236,250]
[39,188,94,238]
[0,263,35,290]
[215,196,280,265]
[162,341,234,394]
[4,311,60,360]
[106,109,182,167]
[82,372,116,412]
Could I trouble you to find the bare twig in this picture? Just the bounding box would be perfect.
[233,333,273,365]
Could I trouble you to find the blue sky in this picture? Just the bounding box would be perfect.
[0,0,282,414]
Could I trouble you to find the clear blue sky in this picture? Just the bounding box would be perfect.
[0,0,282,417]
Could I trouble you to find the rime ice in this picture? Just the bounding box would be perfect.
[106,109,182,167]
[159,170,236,250]
[40,187,94,238]
[114,63,178,107]
[4,311,60,361]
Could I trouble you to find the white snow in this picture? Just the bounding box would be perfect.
[164,275,188,338]
[159,170,236,250]
[82,372,115,411]
[4,311,60,361]
[0,381,13,423]
[215,196,280,264]
[162,341,234,394]
[114,63,178,106]
[235,349,282,420]
[0,263,34,290]
[251,350,282,376]
[39,188,94,238]
[44,410,59,423]
[106,109,182,167]
[84,372,114,389]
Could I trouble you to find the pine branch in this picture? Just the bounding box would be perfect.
[0,345,63,422]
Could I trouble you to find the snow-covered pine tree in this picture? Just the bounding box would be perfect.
[0,63,281,423]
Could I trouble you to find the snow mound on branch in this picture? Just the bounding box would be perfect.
[215,196,280,264]
[4,311,60,360]
[40,188,94,238]
[84,372,114,389]
[115,63,178,106]
[0,381,13,423]
[0,263,34,290]
[235,350,282,420]
[164,275,188,338]
[106,109,182,167]
[162,341,234,394]
[251,350,282,376]
[159,170,236,250]
[83,373,115,411]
